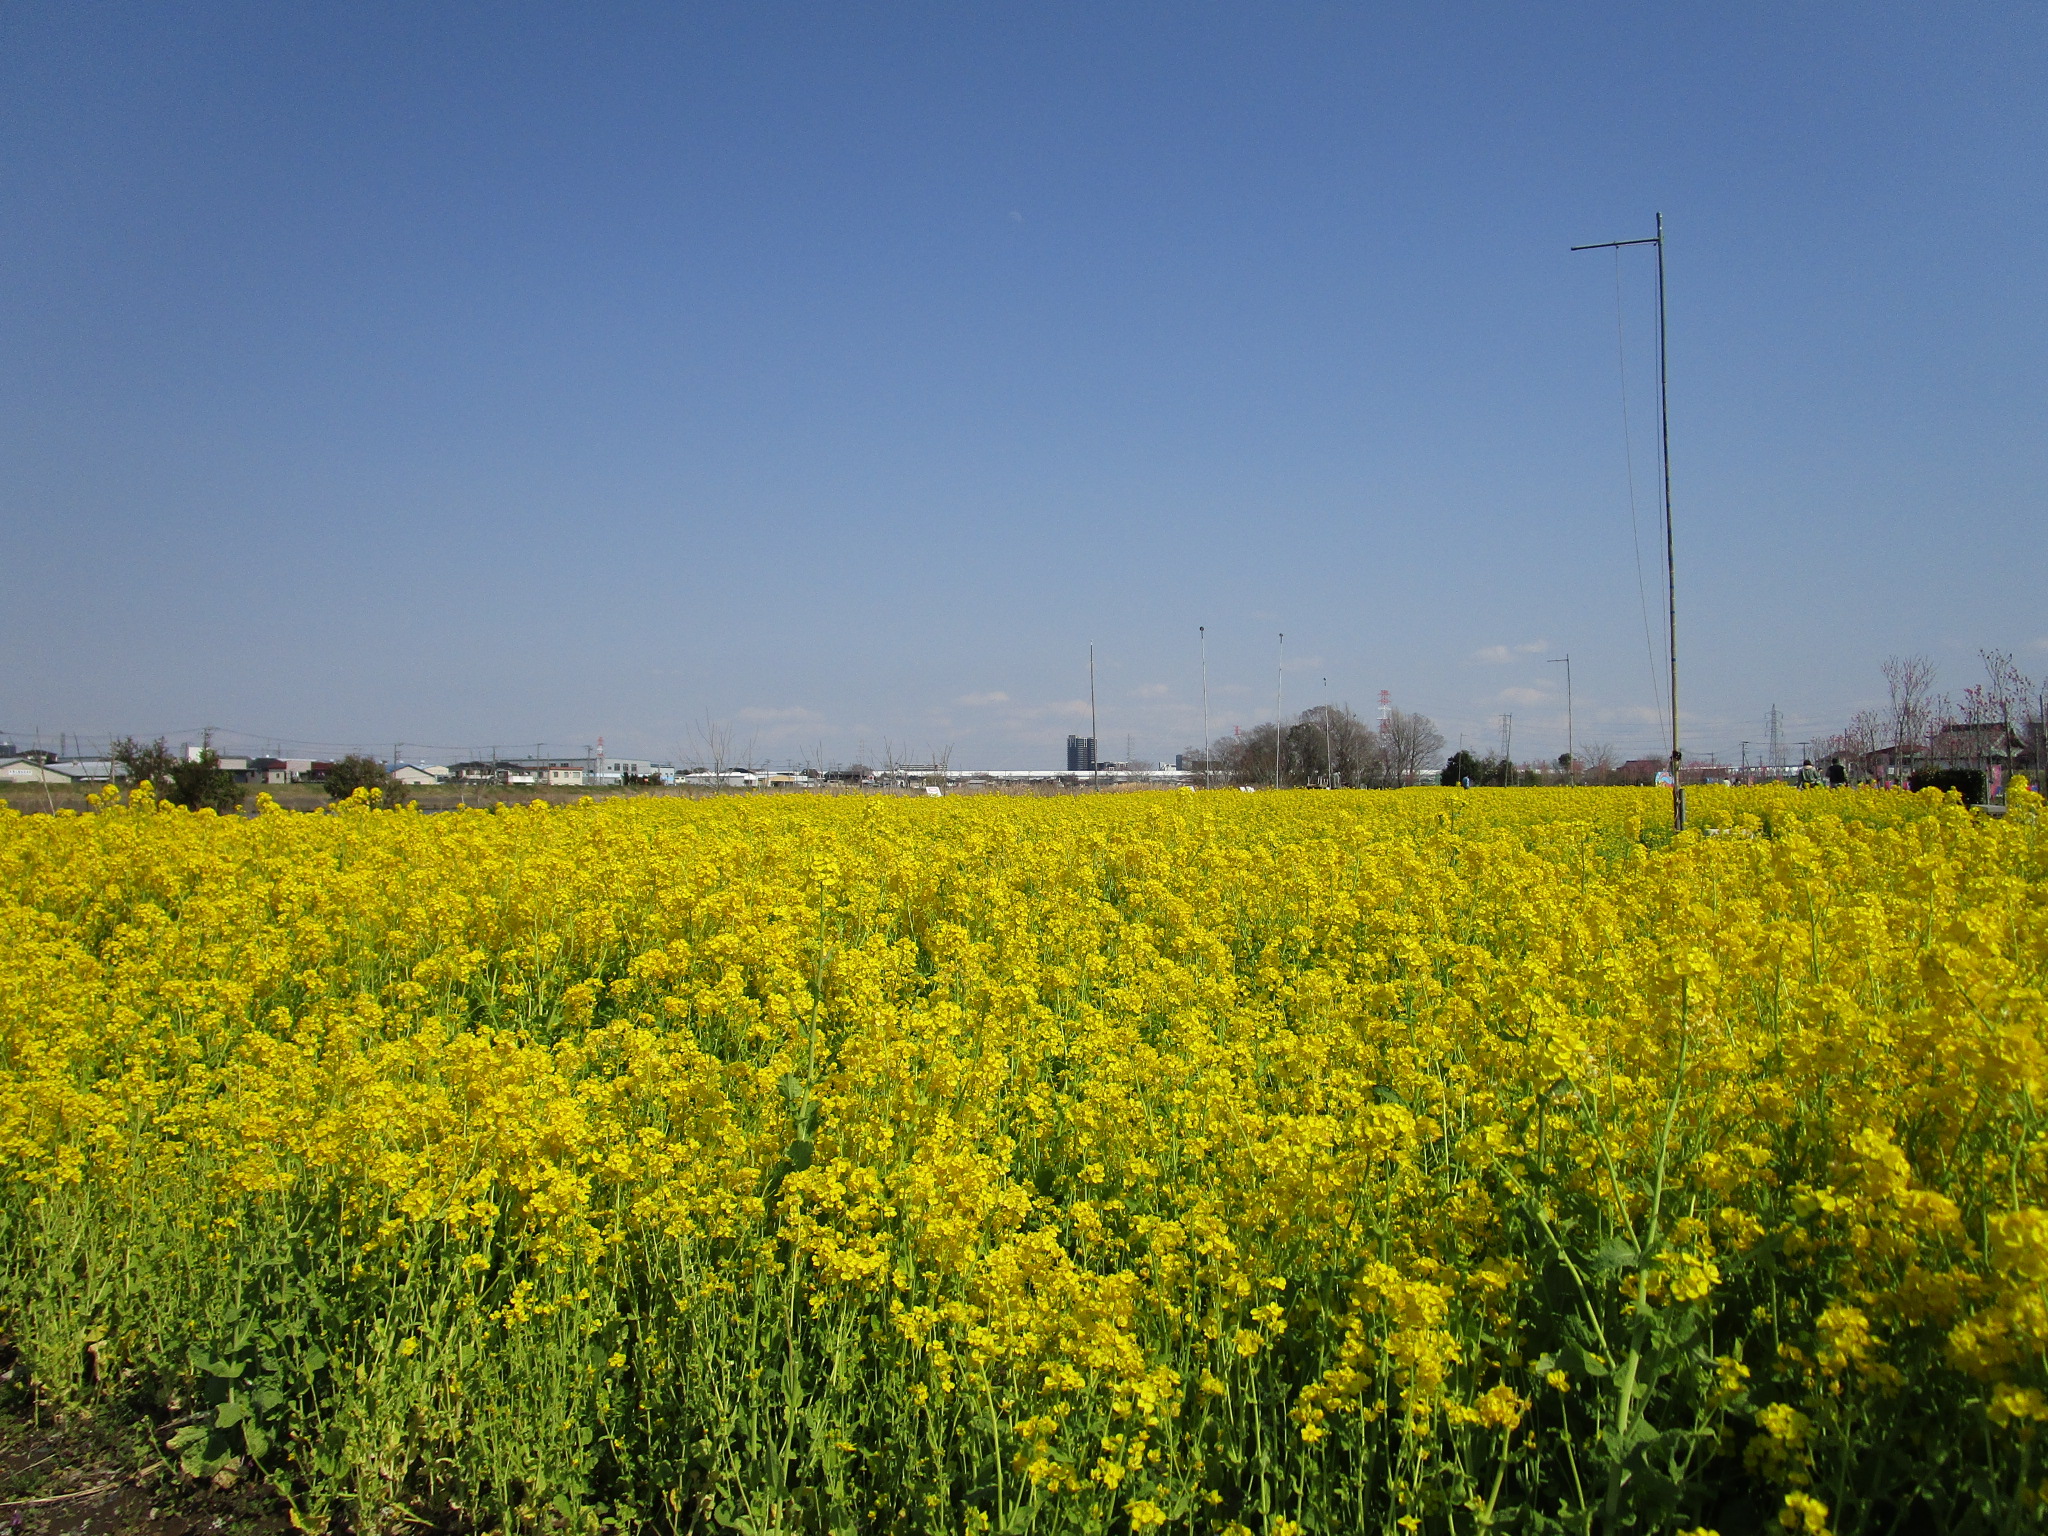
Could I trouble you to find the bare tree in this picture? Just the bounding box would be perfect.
[1294,704,1385,787]
[1218,723,1283,786]
[692,712,734,775]
[1812,708,1888,776]
[690,711,758,776]
[1218,706,1437,788]
[1882,655,1940,757]
[1971,649,2032,727]
[1380,708,1445,787]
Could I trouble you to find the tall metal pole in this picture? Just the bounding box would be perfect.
[1574,213,1682,830]
[1274,633,1284,790]
[1323,678,1334,788]
[1549,654,1572,783]
[1200,626,1210,789]
[1089,642,1099,787]
[1654,213,1682,830]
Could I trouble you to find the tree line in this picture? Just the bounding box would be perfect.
[1812,649,2046,777]
[1181,705,1446,788]
[109,738,399,813]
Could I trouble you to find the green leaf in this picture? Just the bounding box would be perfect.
[1592,1237,1639,1272]
[1563,1342,1610,1378]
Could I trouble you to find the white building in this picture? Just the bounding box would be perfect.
[391,763,449,787]
[0,758,81,784]
[182,744,249,771]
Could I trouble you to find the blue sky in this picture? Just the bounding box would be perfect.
[3,3,2042,769]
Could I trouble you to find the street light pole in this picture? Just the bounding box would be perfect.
[1323,678,1333,788]
[1089,642,1099,788]
[1548,654,1573,783]
[1574,212,1683,831]
[1274,633,1284,790]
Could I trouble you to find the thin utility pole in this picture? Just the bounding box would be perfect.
[1200,626,1211,789]
[1323,678,1333,788]
[1575,212,1683,830]
[32,725,53,813]
[1274,633,1284,790]
[1549,654,1573,782]
[1089,642,1099,788]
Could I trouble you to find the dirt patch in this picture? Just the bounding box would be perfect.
[1,1365,290,1536]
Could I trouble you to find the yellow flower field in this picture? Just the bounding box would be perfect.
[1,783,2044,1534]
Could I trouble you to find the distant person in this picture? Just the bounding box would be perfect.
[1797,758,1821,789]
[1461,776,1472,790]
[1827,759,1847,788]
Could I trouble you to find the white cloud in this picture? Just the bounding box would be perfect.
[976,698,1094,727]
[1497,686,1552,706]
[1473,640,1551,664]
[1132,683,1171,699]
[955,691,1010,706]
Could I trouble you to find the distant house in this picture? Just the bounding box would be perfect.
[0,757,81,784]
[1924,722,2028,771]
[391,763,449,787]
[448,761,498,783]
[183,744,249,772]
[1860,723,2028,785]
[591,758,668,786]
[49,760,115,783]
[247,757,317,784]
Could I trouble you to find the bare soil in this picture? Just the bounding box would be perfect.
[0,1362,289,1536]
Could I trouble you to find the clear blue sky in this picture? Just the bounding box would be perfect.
[3,3,2042,769]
